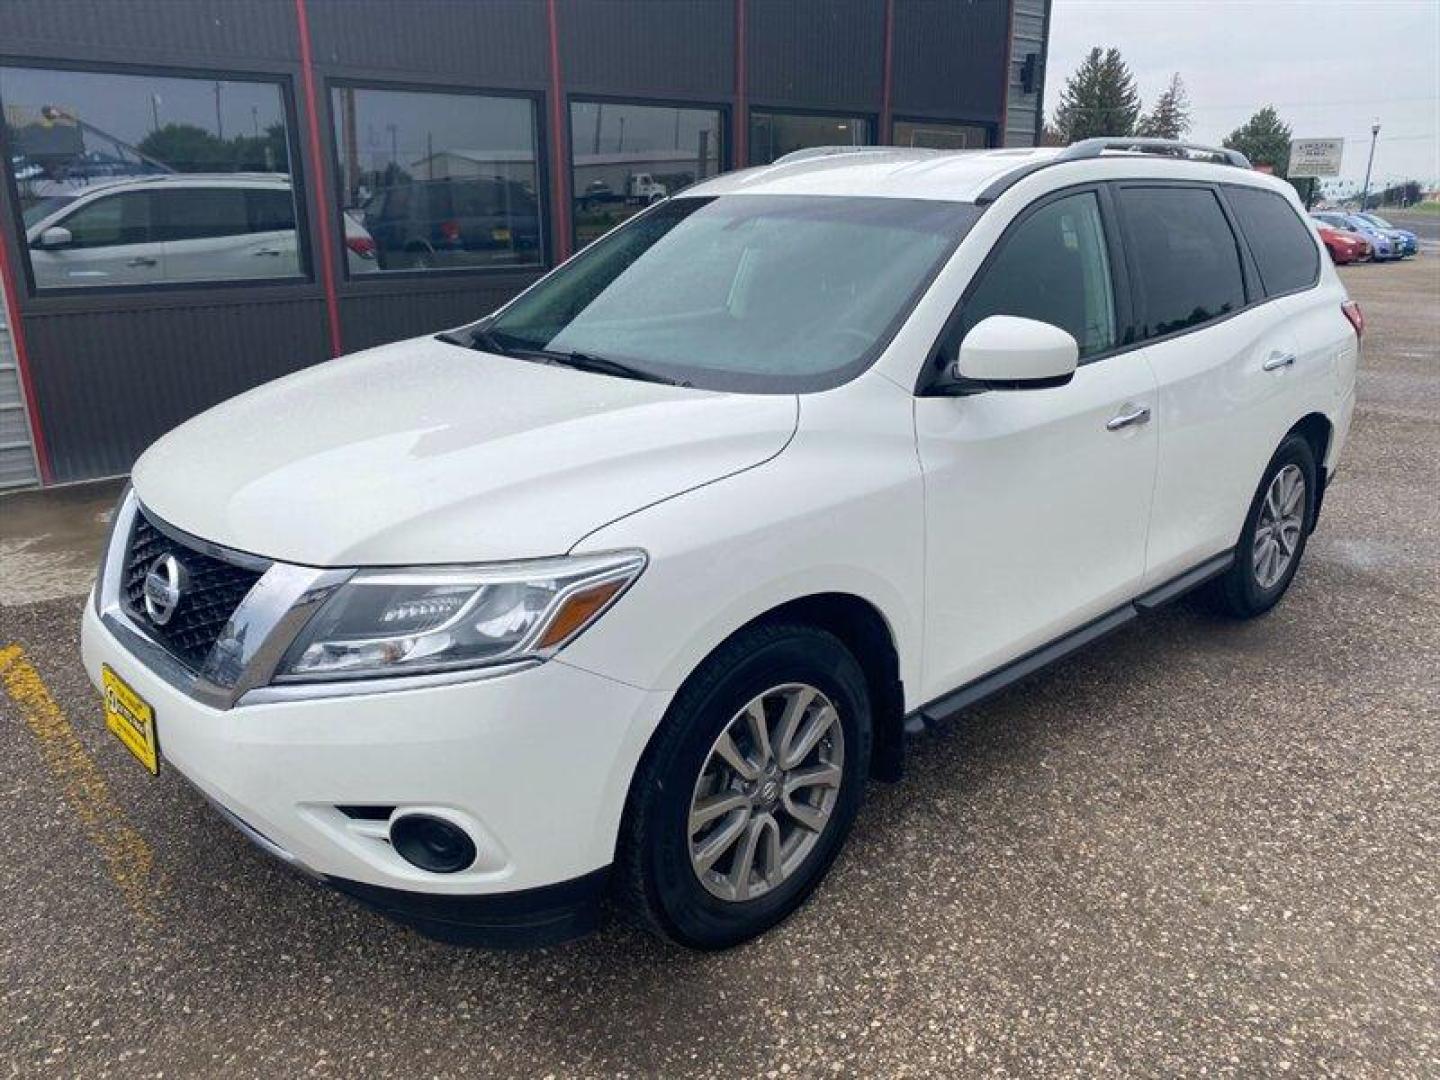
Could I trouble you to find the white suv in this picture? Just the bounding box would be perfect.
[83,140,1360,949]
[24,172,377,287]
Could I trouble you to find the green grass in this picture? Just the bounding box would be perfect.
[1389,200,1440,215]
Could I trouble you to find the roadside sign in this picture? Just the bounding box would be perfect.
[1290,138,1344,178]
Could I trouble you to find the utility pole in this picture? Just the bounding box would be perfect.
[1360,121,1379,210]
[213,81,224,140]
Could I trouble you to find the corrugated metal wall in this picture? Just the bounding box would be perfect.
[0,0,1039,487]
[748,0,884,111]
[0,308,40,490]
[891,0,1009,122]
[1005,0,1051,147]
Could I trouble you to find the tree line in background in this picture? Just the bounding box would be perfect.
[1045,46,1425,209]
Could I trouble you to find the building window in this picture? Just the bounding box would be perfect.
[569,100,723,249]
[748,111,871,166]
[892,119,990,150]
[331,85,542,274]
[1,65,302,290]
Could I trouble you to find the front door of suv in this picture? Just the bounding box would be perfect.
[914,187,1158,700]
[30,191,160,288]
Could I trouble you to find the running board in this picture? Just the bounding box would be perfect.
[913,550,1234,729]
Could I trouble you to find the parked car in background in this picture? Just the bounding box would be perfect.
[1352,213,1419,257]
[360,177,541,270]
[23,173,376,287]
[1313,222,1371,264]
[83,140,1360,950]
[578,179,618,211]
[1311,212,1399,261]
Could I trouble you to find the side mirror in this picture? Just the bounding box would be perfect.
[33,226,72,250]
[953,315,1079,390]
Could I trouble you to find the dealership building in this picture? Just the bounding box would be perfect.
[0,0,1051,489]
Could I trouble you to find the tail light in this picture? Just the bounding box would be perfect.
[345,234,376,260]
[440,219,461,243]
[1341,300,1364,340]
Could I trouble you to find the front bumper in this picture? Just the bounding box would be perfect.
[81,600,671,945]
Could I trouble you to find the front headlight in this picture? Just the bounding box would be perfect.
[274,550,645,683]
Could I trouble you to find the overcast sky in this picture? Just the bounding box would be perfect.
[1043,0,1440,189]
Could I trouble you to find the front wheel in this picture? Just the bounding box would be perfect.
[616,624,871,949]
[1208,434,1317,618]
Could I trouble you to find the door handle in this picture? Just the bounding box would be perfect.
[252,248,283,257]
[1263,352,1297,372]
[125,256,157,268]
[1106,404,1151,431]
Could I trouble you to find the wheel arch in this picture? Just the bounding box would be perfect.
[628,591,908,798]
[1288,411,1333,471]
[1284,411,1334,533]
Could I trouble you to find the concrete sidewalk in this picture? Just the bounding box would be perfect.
[0,478,123,606]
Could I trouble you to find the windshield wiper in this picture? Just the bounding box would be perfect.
[439,329,687,387]
[437,323,512,356]
[528,349,691,387]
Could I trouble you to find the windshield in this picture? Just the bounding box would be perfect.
[485,194,980,392]
[22,195,77,230]
[1359,214,1393,229]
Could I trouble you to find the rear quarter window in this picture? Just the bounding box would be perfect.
[1225,186,1320,296]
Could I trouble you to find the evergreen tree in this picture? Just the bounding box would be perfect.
[1053,47,1142,142]
[1223,106,1293,176]
[1137,73,1191,140]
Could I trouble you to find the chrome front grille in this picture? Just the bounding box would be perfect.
[120,510,266,670]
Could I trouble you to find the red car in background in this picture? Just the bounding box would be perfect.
[1315,222,1372,265]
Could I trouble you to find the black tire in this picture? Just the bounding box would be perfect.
[615,623,872,950]
[1208,433,1318,618]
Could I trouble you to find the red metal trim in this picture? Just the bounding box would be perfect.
[294,0,344,356]
[997,0,1016,148]
[880,0,895,144]
[545,0,572,261]
[734,0,748,166]
[0,220,51,483]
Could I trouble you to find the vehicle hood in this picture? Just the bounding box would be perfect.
[132,336,797,566]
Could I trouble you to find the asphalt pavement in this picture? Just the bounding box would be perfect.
[1,257,1436,1078]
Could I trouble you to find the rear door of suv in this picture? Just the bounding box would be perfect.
[154,185,300,282]
[1114,182,1304,588]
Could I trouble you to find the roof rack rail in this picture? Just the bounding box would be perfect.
[1059,137,1250,168]
[771,144,941,166]
[976,137,1252,205]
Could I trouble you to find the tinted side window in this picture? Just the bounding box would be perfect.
[156,188,250,241]
[1119,187,1245,340]
[57,192,152,248]
[1226,187,1320,296]
[960,191,1117,359]
[247,188,296,232]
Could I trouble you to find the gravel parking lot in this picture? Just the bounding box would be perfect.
[1,258,1436,1078]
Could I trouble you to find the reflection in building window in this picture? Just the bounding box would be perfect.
[331,86,542,274]
[748,111,870,166]
[570,101,723,249]
[892,120,990,150]
[1,65,301,289]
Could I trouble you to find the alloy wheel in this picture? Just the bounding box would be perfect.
[1252,463,1306,589]
[687,683,845,903]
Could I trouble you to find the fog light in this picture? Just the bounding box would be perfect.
[389,814,477,874]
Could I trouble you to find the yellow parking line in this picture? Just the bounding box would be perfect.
[0,643,160,924]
